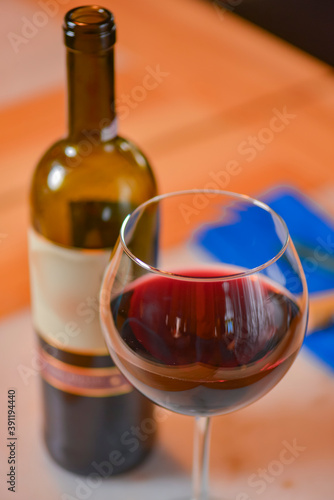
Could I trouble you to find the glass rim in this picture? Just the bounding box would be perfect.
[119,189,291,282]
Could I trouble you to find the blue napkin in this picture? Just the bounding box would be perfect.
[262,187,334,294]
[197,186,334,373]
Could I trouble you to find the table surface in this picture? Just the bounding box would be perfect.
[0,0,334,498]
[0,309,333,500]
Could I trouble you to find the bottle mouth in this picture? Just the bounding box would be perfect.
[64,6,116,51]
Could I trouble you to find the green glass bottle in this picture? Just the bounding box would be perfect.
[29,6,157,476]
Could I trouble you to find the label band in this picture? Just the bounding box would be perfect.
[39,346,132,397]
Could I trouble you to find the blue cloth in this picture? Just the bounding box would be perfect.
[197,186,334,372]
[262,187,334,294]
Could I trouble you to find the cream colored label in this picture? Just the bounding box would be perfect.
[28,228,111,355]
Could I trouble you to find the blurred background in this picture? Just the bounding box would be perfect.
[218,0,334,66]
[2,0,334,317]
[0,1,334,499]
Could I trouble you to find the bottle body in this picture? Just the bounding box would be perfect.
[29,6,158,476]
[30,135,157,475]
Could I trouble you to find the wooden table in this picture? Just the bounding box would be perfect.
[1,0,334,318]
[1,0,334,317]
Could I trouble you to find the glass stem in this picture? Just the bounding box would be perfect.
[192,416,212,500]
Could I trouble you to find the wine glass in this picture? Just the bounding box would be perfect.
[100,190,308,499]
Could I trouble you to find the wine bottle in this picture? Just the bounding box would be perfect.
[28,6,157,476]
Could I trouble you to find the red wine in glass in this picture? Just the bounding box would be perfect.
[108,267,304,416]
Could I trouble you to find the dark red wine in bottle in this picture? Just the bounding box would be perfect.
[28,6,157,475]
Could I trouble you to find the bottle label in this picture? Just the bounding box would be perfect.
[28,228,132,396]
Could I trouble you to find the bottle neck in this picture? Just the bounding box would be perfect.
[67,47,116,141]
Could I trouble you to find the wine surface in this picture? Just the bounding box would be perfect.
[109,269,304,416]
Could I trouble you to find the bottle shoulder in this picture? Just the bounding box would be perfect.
[32,135,154,175]
[31,135,157,197]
